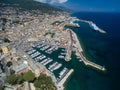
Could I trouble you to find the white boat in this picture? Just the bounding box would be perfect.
[79,59,82,62]
[48,62,58,70]
[43,59,53,65]
[51,63,62,72]
[59,67,68,78]
[58,55,64,59]
[61,53,66,55]
[40,59,48,64]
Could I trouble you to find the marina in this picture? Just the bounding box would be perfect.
[25,29,106,90]
[43,58,53,65]
[48,62,58,71]
[58,69,74,90]
[58,67,68,79]
[25,44,74,89]
[58,55,65,59]
[50,63,62,72]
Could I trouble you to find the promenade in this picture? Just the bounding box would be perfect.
[71,30,106,71]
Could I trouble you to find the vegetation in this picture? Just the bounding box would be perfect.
[4,38,11,43]
[65,24,80,28]
[6,71,56,89]
[10,70,15,74]
[1,18,7,23]
[6,74,20,85]
[34,74,57,90]
[0,49,2,53]
[44,32,55,38]
[16,75,24,84]
[23,70,35,82]
[51,32,55,38]
[6,70,35,85]
[6,61,13,67]
[1,0,63,14]
[0,86,5,90]
[12,20,20,24]
[51,21,63,25]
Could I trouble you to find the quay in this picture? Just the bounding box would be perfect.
[58,69,74,90]
[80,52,105,71]
[71,30,106,71]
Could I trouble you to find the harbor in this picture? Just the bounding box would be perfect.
[25,42,74,90]
[57,69,74,90]
[19,18,106,90]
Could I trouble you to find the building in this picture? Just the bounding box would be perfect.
[0,22,3,31]
[29,63,40,77]
[13,61,29,74]
[24,82,35,90]
[1,46,8,54]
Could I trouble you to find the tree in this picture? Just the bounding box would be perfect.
[16,75,24,84]
[6,61,12,67]
[10,70,15,74]
[23,70,35,82]
[0,86,5,90]
[34,74,57,90]
[6,74,24,85]
[6,74,18,85]
[0,49,2,53]
[34,80,40,88]
[6,70,35,85]
[4,38,10,43]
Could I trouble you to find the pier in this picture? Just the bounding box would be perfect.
[58,69,74,90]
[71,30,106,71]
[80,52,105,71]
[79,20,106,33]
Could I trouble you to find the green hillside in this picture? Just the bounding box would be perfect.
[0,0,63,14]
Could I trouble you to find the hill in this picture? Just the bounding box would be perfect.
[0,0,63,14]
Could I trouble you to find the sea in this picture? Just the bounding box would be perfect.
[64,12,120,90]
[30,12,120,90]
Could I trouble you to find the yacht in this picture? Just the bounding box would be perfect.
[43,59,53,65]
[59,67,68,78]
[48,62,58,70]
[58,55,64,59]
[51,63,62,72]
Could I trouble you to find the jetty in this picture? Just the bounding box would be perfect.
[58,69,74,90]
[79,20,106,33]
[80,52,105,71]
[71,30,106,71]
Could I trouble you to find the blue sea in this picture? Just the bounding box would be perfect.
[64,12,120,90]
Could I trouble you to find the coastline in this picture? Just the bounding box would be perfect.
[62,14,106,71]
[69,14,106,34]
[70,29,106,71]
